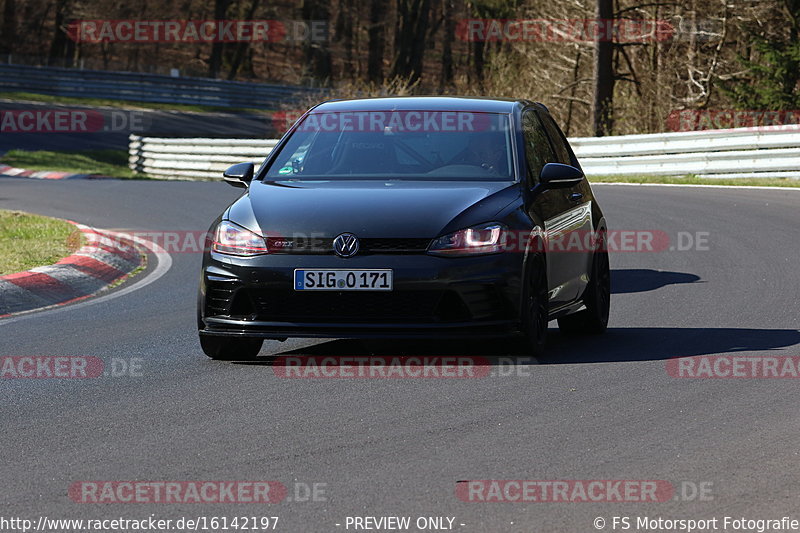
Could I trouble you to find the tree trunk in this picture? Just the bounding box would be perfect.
[367,0,385,83]
[335,0,355,78]
[208,0,231,78]
[302,0,332,83]
[408,0,431,81]
[781,0,800,105]
[473,40,485,85]
[1,0,17,55]
[592,0,614,136]
[439,0,455,89]
[47,0,71,67]
[391,0,431,83]
[228,0,260,80]
[565,47,582,136]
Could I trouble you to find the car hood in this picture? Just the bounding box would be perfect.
[227,180,520,238]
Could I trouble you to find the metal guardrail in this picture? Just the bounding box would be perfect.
[130,125,800,180]
[0,64,321,109]
[569,125,800,179]
[129,136,279,179]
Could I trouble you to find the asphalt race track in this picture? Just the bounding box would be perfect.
[1,179,799,532]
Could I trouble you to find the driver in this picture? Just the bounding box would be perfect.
[452,133,507,174]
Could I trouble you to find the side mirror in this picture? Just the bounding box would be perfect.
[539,163,584,188]
[223,162,255,188]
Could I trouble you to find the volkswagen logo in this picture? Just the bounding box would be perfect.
[333,233,359,258]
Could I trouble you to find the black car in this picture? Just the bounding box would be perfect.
[198,96,610,359]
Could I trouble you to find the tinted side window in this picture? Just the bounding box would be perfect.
[538,112,572,165]
[522,111,556,184]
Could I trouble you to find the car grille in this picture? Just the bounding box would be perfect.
[248,289,445,322]
[361,238,431,253]
[205,281,479,324]
[265,237,430,254]
[205,282,237,316]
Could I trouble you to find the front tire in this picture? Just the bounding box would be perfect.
[200,335,264,360]
[519,253,549,356]
[557,236,610,336]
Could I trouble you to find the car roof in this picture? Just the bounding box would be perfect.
[310,96,538,114]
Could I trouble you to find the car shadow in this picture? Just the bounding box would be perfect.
[231,268,708,368]
[540,327,800,364]
[612,269,702,294]
[236,327,800,368]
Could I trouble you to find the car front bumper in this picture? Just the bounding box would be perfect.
[198,251,526,339]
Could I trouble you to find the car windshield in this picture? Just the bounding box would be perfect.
[264,110,515,181]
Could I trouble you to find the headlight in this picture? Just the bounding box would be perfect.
[428,223,507,256]
[212,221,268,256]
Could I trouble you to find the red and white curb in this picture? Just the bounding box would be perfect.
[0,223,144,317]
[0,164,112,180]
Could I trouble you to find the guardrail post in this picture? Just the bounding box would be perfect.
[128,134,144,175]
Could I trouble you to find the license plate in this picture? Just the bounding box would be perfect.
[294,269,393,291]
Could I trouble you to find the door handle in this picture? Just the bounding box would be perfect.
[569,192,584,202]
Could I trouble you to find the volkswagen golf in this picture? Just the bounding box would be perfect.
[197,96,610,359]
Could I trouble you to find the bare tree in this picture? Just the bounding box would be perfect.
[367,0,386,83]
[227,0,260,80]
[302,0,333,82]
[47,0,75,67]
[391,0,432,82]
[592,0,614,136]
[208,0,231,78]
[440,0,455,89]
[1,0,17,55]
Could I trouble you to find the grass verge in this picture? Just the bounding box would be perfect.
[0,149,139,179]
[588,174,800,188]
[0,210,83,276]
[0,91,269,114]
